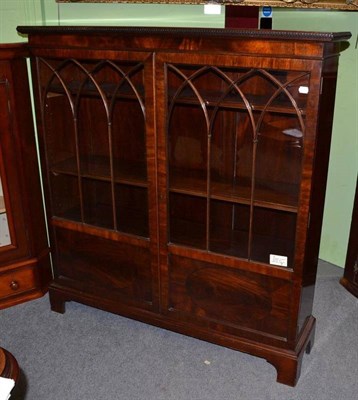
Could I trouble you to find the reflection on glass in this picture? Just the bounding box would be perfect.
[40,58,148,236]
[0,178,11,247]
[167,64,308,268]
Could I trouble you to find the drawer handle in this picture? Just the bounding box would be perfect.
[10,281,19,291]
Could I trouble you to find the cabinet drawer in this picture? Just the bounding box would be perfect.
[0,266,37,298]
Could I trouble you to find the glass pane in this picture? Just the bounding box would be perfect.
[77,96,109,180]
[169,105,207,194]
[210,109,253,205]
[169,193,206,250]
[39,57,148,233]
[51,174,81,222]
[251,208,297,267]
[253,71,308,210]
[166,62,308,267]
[167,66,210,251]
[210,201,249,258]
[115,184,149,237]
[254,112,303,210]
[82,178,113,229]
[249,70,308,267]
[44,90,76,173]
[0,178,10,247]
[111,63,147,185]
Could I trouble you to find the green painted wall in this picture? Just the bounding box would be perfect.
[273,11,358,267]
[0,0,43,42]
[1,1,356,267]
[48,2,225,27]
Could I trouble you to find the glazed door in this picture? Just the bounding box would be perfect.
[157,53,319,344]
[33,51,159,310]
[0,70,29,264]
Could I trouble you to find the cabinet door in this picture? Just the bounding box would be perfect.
[34,52,157,309]
[0,68,29,263]
[157,53,317,341]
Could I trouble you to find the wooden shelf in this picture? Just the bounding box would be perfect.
[52,200,149,238]
[47,81,305,116]
[170,217,294,266]
[51,156,147,187]
[169,169,299,213]
[169,88,306,116]
[47,81,144,101]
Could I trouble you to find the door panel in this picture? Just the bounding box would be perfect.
[168,255,291,342]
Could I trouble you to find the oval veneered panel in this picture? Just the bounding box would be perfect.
[186,267,272,322]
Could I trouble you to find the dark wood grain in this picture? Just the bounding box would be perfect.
[20,27,349,386]
[16,26,351,42]
[0,44,51,309]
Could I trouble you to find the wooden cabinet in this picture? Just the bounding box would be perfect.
[16,26,350,386]
[0,44,51,309]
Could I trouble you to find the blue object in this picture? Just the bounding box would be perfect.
[262,6,272,18]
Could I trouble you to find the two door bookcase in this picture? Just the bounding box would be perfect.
[17,26,350,386]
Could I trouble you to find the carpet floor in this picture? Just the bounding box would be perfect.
[0,261,357,400]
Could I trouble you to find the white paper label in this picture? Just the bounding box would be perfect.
[204,5,222,15]
[270,254,288,267]
[298,86,309,94]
